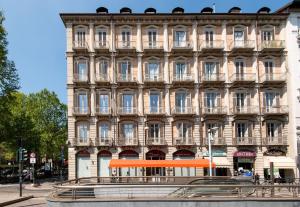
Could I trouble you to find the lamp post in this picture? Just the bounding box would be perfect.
[143,125,149,160]
[208,127,219,177]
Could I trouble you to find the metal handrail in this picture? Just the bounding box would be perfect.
[143,41,164,49]
[199,40,224,49]
[94,41,110,49]
[230,73,256,82]
[202,73,225,82]
[229,40,255,49]
[116,41,136,49]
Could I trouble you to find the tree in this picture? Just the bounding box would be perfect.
[0,11,19,143]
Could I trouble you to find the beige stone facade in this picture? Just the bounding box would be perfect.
[61,7,297,180]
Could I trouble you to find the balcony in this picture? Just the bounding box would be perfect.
[118,107,138,115]
[261,105,288,115]
[260,40,285,52]
[201,73,225,83]
[233,137,256,145]
[230,73,256,84]
[95,73,110,83]
[143,41,164,51]
[229,40,255,52]
[172,73,194,83]
[144,73,164,83]
[117,74,137,83]
[95,137,113,146]
[73,74,88,83]
[173,137,194,146]
[118,138,138,146]
[147,137,166,146]
[172,41,193,51]
[73,41,88,51]
[73,107,90,116]
[263,136,287,146]
[95,106,111,116]
[202,107,227,115]
[231,106,259,115]
[144,107,165,116]
[94,41,110,51]
[74,137,92,147]
[260,73,286,85]
[199,40,224,51]
[172,107,195,115]
[203,137,226,146]
[116,41,136,50]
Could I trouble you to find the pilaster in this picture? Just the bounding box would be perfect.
[89,23,94,52]
[163,23,169,52]
[138,54,143,83]
[137,23,142,52]
[192,21,198,52]
[222,21,227,51]
[165,85,171,115]
[66,23,73,53]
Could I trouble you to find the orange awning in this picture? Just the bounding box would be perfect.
[109,159,216,168]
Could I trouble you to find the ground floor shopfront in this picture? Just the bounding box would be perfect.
[69,146,297,180]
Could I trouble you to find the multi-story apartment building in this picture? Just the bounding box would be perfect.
[277,0,300,176]
[61,5,297,180]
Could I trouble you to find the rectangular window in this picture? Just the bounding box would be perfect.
[123,124,134,140]
[207,123,219,139]
[205,30,214,47]
[123,94,133,113]
[205,93,217,108]
[234,30,244,47]
[120,61,131,81]
[175,62,186,80]
[204,62,217,80]
[121,31,130,47]
[236,123,247,137]
[175,31,186,47]
[98,60,108,78]
[177,123,191,138]
[77,61,88,81]
[98,31,107,46]
[150,93,159,113]
[175,92,187,112]
[99,94,109,113]
[99,123,109,138]
[264,61,274,80]
[262,31,273,41]
[76,30,86,47]
[149,123,160,138]
[78,123,88,143]
[78,93,88,113]
[148,30,157,47]
[235,60,244,75]
[148,62,159,80]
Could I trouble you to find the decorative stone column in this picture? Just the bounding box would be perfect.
[195,84,200,115]
[90,54,95,84]
[165,85,171,115]
[137,23,142,52]
[163,23,169,52]
[192,21,198,52]
[222,21,227,51]
[164,54,170,83]
[138,54,143,83]
[66,23,73,53]
[193,53,199,83]
[90,87,95,116]
[138,85,144,115]
[110,22,115,52]
[89,23,94,53]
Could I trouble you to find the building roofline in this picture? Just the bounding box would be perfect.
[275,0,300,13]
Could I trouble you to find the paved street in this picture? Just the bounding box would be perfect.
[0,182,53,207]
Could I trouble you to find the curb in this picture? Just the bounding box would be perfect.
[0,195,34,207]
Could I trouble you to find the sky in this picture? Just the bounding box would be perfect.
[0,0,291,103]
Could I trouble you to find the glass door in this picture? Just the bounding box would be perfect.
[205,30,214,47]
[205,62,216,80]
[235,60,244,80]
[78,93,88,113]
[98,31,107,47]
[234,30,244,47]
[175,31,186,47]
[150,93,159,113]
[175,62,186,80]
[148,63,159,81]
[148,30,157,48]
[123,94,133,113]
[122,30,130,47]
[99,94,109,113]
[175,92,186,113]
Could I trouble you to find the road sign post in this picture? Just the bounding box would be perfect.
[30,153,36,186]
[18,147,23,197]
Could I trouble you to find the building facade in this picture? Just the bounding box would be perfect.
[277,0,300,176]
[61,6,297,180]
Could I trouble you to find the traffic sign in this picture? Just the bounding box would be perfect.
[30,158,36,164]
[30,152,36,158]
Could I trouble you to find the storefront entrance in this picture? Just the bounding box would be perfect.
[233,151,256,176]
[146,150,165,176]
[76,150,91,178]
[98,150,112,177]
[173,150,195,176]
[119,150,139,176]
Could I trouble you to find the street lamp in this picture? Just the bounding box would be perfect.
[143,125,149,160]
[208,127,219,177]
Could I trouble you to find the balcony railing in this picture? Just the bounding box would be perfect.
[172,107,194,115]
[230,73,256,82]
[118,107,137,115]
[144,73,164,82]
[117,74,136,82]
[233,137,256,145]
[74,74,88,83]
[231,106,259,114]
[73,41,88,50]
[95,106,110,115]
[260,73,286,82]
[74,137,91,146]
[95,73,110,82]
[203,137,226,145]
[144,107,165,115]
[261,105,288,114]
[116,41,136,49]
[202,73,225,82]
[260,40,285,50]
[173,137,194,145]
[172,41,193,49]
[199,40,224,50]
[202,107,227,114]
[172,73,194,82]
[118,138,138,146]
[147,137,166,146]
[143,41,164,50]
[229,40,255,50]
[94,41,110,50]
[96,137,113,146]
[263,136,287,145]
[73,107,90,115]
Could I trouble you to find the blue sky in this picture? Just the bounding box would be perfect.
[0,0,291,103]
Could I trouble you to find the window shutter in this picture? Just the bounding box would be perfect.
[204,93,207,107]
[118,92,123,111]
[128,61,132,80]
[246,92,251,107]
[75,92,79,108]
[188,124,192,137]
[133,94,137,108]
[159,91,163,110]
[186,92,191,107]
[160,124,164,138]
[217,93,221,107]
[118,62,122,80]
[278,123,282,137]
[108,93,111,112]
[216,62,220,74]
[233,93,237,107]
[248,122,252,137]
[119,124,124,139]
[144,62,149,79]
[218,123,222,138]
[275,92,280,106]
